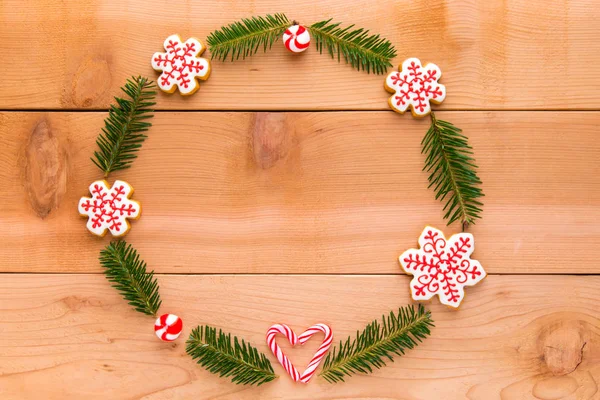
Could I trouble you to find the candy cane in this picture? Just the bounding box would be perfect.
[266,323,333,383]
[267,324,301,381]
[297,323,333,383]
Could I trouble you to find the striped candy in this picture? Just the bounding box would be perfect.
[266,323,333,383]
[283,24,311,53]
[154,314,183,341]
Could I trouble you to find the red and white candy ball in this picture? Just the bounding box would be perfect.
[283,24,311,53]
[154,314,183,342]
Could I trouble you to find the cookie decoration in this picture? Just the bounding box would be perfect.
[151,34,211,95]
[266,323,333,383]
[399,226,486,308]
[155,314,183,342]
[78,180,141,237]
[385,57,446,118]
[283,24,311,53]
[69,12,484,390]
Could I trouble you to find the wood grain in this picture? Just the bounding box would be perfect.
[0,274,598,399]
[1,0,599,110]
[1,111,598,274]
[2,1,599,397]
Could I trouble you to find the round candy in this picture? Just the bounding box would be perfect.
[283,24,311,53]
[154,314,183,341]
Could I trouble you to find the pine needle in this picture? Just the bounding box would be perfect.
[319,305,433,383]
[99,241,162,316]
[423,112,484,227]
[207,13,290,61]
[308,19,397,74]
[92,76,156,177]
[186,325,278,386]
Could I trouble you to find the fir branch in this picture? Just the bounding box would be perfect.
[207,14,290,61]
[319,305,433,383]
[99,241,162,316]
[308,19,397,74]
[186,325,277,386]
[92,76,156,177]
[423,112,484,227]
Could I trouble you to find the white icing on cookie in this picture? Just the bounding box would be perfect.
[151,34,211,95]
[78,180,141,237]
[385,58,446,118]
[399,226,486,308]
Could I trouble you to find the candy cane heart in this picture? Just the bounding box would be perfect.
[266,323,333,383]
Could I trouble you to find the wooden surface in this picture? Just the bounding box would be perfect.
[1,111,599,274]
[1,0,600,110]
[1,0,599,398]
[1,275,599,400]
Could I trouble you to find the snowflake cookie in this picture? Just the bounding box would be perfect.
[78,180,141,237]
[151,34,211,95]
[399,226,486,308]
[385,58,446,118]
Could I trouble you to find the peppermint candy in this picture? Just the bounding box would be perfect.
[283,24,311,53]
[155,314,183,341]
[266,323,332,383]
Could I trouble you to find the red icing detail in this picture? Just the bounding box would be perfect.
[401,228,484,305]
[91,209,106,229]
[80,181,139,235]
[388,60,445,115]
[407,61,422,79]
[154,37,208,91]
[106,213,122,232]
[391,72,409,86]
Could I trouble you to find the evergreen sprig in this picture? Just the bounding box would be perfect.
[423,113,484,227]
[308,19,397,74]
[99,241,162,316]
[207,13,290,61]
[205,14,396,74]
[186,325,277,386]
[92,76,156,177]
[319,305,433,383]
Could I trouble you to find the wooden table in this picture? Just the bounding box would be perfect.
[1,1,599,398]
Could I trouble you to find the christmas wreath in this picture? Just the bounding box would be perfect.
[78,13,485,386]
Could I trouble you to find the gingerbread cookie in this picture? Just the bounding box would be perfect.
[151,34,211,95]
[385,58,446,118]
[78,180,141,237]
[399,226,486,308]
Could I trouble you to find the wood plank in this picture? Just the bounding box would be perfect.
[0,0,599,110]
[1,111,599,274]
[0,274,598,399]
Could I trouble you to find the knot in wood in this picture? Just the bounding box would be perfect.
[24,118,68,218]
[540,323,586,376]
